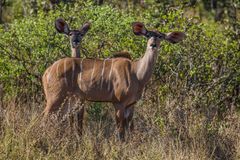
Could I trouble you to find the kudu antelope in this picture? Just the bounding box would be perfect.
[55,18,132,60]
[55,18,90,58]
[42,22,186,140]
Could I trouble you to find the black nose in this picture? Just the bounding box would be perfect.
[150,43,157,48]
[72,41,79,47]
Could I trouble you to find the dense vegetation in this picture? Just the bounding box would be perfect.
[0,0,239,159]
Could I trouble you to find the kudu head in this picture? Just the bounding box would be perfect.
[132,22,186,50]
[55,18,91,57]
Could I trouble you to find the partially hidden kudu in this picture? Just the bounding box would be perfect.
[42,22,186,140]
[55,18,132,60]
[53,18,132,137]
[55,18,91,58]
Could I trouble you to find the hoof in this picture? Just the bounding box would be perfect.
[116,133,125,142]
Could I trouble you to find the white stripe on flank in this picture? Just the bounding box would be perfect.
[79,58,84,89]
[64,59,68,85]
[108,59,114,91]
[108,59,113,79]
[71,61,75,87]
[56,61,60,77]
[90,59,96,86]
[100,59,106,89]
[47,65,53,84]
[47,61,60,84]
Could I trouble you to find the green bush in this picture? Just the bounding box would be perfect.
[0,1,239,112]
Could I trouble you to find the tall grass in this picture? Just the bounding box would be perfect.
[0,88,239,160]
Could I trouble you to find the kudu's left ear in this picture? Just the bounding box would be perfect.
[55,18,70,35]
[165,32,186,43]
[132,22,148,36]
[79,22,91,35]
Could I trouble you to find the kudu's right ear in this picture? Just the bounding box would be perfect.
[132,22,147,36]
[55,18,70,35]
[165,32,186,44]
[79,22,91,35]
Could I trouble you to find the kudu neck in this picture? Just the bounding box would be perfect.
[71,47,80,58]
[135,38,160,85]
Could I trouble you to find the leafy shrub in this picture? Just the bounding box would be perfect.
[0,0,239,120]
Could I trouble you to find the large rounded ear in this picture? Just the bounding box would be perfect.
[132,22,147,36]
[165,32,186,43]
[79,22,91,35]
[55,18,70,35]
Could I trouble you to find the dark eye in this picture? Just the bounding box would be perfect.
[69,32,72,36]
[79,33,84,37]
[146,31,155,38]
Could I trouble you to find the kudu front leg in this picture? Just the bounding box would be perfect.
[125,106,134,132]
[115,107,127,141]
[69,107,84,138]
[72,99,85,138]
[76,105,84,136]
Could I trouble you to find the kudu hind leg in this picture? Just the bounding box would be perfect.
[42,94,70,140]
[43,94,67,121]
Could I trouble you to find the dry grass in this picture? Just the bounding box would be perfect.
[0,89,239,160]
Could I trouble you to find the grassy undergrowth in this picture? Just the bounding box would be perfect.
[0,88,239,160]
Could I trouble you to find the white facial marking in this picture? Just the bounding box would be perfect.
[100,59,106,89]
